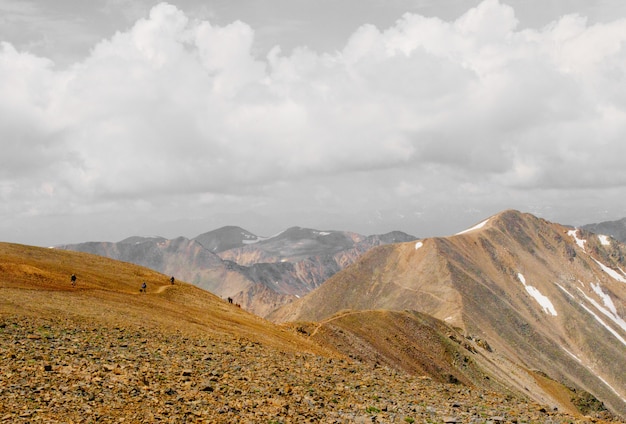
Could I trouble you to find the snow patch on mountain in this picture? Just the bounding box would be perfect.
[568,229,587,251]
[557,283,626,403]
[456,219,489,235]
[597,376,626,404]
[555,283,575,299]
[241,232,272,245]
[598,234,611,246]
[315,231,332,236]
[582,284,626,334]
[591,283,618,316]
[415,241,423,250]
[561,346,582,363]
[577,299,626,347]
[593,258,626,283]
[517,273,557,316]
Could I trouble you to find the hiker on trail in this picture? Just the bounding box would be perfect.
[170,276,175,285]
[70,274,76,286]
[141,282,147,293]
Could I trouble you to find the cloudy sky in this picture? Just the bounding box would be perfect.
[2,0,626,246]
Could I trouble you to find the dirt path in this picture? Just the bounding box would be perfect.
[309,310,367,337]
[129,284,172,295]
[154,284,171,294]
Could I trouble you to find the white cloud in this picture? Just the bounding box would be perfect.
[1,1,626,244]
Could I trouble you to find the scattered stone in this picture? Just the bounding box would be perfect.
[0,315,620,423]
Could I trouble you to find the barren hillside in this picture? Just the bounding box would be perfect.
[58,227,416,317]
[270,210,626,418]
[1,241,619,422]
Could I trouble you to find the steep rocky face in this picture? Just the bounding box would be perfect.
[270,210,626,417]
[583,217,626,244]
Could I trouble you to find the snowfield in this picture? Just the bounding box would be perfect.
[593,258,626,283]
[517,273,557,316]
[456,219,489,235]
[567,229,587,251]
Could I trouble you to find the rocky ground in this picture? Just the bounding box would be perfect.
[1,315,621,424]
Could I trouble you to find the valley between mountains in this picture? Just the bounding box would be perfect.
[58,226,417,317]
[2,209,626,422]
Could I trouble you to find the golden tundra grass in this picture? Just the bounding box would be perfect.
[0,242,330,355]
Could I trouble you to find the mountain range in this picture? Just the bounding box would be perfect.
[3,240,619,421]
[271,210,626,417]
[4,209,626,420]
[53,210,626,418]
[57,227,416,317]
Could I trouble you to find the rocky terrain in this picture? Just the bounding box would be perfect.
[1,314,619,423]
[1,241,622,423]
[270,210,626,418]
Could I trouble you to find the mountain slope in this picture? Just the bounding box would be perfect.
[290,309,609,418]
[292,309,508,387]
[57,228,416,317]
[2,241,610,423]
[270,210,626,418]
[0,242,319,351]
[193,225,261,253]
[216,227,362,264]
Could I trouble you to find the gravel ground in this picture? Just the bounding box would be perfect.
[1,315,620,424]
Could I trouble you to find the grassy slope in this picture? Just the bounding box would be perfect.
[0,242,328,355]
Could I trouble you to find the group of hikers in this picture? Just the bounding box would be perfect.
[70,274,176,293]
[139,276,175,293]
[227,297,242,308]
[69,273,241,307]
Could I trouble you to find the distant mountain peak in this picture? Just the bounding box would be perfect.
[454,209,530,236]
[118,235,167,244]
[193,226,260,253]
[583,216,626,244]
[275,226,336,240]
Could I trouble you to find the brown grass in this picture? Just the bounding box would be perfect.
[0,242,330,355]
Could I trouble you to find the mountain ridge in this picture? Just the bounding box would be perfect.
[57,227,417,317]
[269,209,626,418]
[582,217,626,244]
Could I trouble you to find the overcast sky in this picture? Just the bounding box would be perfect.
[2,0,626,246]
